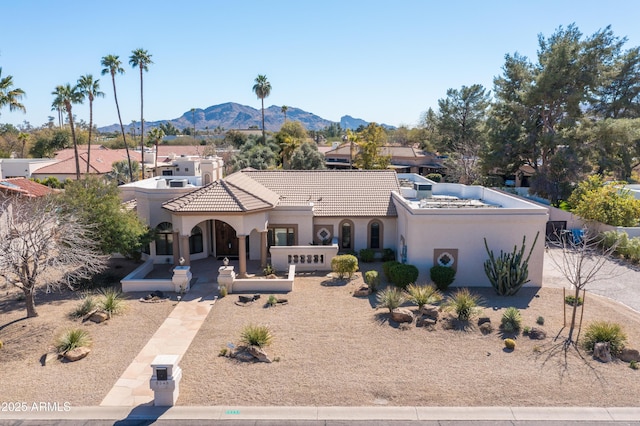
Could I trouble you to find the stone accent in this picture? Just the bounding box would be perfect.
[420,305,439,320]
[620,348,640,362]
[416,316,437,327]
[353,285,371,297]
[479,322,493,335]
[90,311,109,323]
[527,327,547,340]
[64,347,91,362]
[477,317,491,326]
[247,345,272,363]
[391,308,414,323]
[594,342,612,363]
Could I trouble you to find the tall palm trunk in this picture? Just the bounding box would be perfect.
[110,74,133,181]
[139,66,145,180]
[261,98,265,142]
[86,94,94,174]
[65,102,81,180]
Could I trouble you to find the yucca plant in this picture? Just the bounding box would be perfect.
[70,293,98,318]
[582,321,627,355]
[54,328,92,354]
[501,307,522,332]
[405,283,442,310]
[444,288,483,321]
[99,287,125,317]
[240,324,273,347]
[376,287,406,313]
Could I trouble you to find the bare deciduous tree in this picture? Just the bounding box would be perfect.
[546,228,620,348]
[0,195,107,318]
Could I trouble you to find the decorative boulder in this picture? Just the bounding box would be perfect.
[90,311,109,323]
[247,345,272,363]
[477,317,491,326]
[593,342,612,363]
[620,348,640,362]
[527,327,547,340]
[420,305,439,320]
[416,316,437,327]
[353,285,371,297]
[64,347,91,362]
[479,322,493,335]
[391,308,414,323]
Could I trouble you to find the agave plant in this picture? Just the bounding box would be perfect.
[99,287,125,317]
[376,287,406,313]
[405,283,442,309]
[444,288,483,321]
[240,324,273,347]
[55,328,92,354]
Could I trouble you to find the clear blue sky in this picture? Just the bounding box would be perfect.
[2,0,640,130]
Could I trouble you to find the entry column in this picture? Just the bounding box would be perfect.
[179,234,190,265]
[260,231,268,268]
[238,235,247,278]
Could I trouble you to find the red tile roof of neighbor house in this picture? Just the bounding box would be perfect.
[35,147,143,175]
[163,169,401,217]
[0,177,59,197]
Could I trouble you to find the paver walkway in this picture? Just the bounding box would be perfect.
[100,282,217,407]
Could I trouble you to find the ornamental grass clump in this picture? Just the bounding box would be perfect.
[582,321,627,356]
[70,293,98,318]
[444,288,483,321]
[54,328,92,354]
[240,324,273,348]
[99,287,125,317]
[501,307,522,332]
[376,287,406,314]
[405,283,442,310]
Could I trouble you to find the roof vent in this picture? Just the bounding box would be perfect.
[414,182,432,199]
[168,179,188,188]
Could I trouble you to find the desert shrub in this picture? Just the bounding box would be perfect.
[99,287,125,317]
[426,173,442,182]
[219,348,228,357]
[523,326,531,334]
[501,307,522,332]
[55,328,92,354]
[267,295,278,306]
[376,287,406,313]
[219,285,228,297]
[359,249,375,263]
[631,360,639,370]
[389,263,419,289]
[382,260,400,281]
[582,321,627,355]
[263,264,276,276]
[504,338,516,350]
[364,270,380,292]
[444,288,483,321]
[536,316,545,326]
[240,324,273,347]
[625,237,640,263]
[382,248,396,262]
[405,283,442,309]
[331,254,358,279]
[70,293,98,318]
[564,295,583,306]
[430,265,456,291]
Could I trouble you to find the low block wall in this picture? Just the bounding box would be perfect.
[121,258,174,293]
[231,265,295,293]
[269,245,338,272]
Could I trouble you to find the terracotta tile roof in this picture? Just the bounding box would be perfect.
[0,177,59,197]
[162,172,279,213]
[241,169,400,217]
[35,147,142,175]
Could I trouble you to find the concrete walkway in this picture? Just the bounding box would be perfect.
[100,282,217,407]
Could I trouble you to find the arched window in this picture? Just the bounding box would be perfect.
[189,225,204,254]
[368,220,383,250]
[155,222,173,255]
[339,220,354,251]
[203,173,212,185]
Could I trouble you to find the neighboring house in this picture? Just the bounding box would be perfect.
[121,169,547,287]
[0,177,59,198]
[0,158,58,179]
[325,144,445,176]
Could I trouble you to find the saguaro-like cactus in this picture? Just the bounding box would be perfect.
[483,232,539,296]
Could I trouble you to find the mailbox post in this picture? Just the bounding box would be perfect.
[149,354,182,406]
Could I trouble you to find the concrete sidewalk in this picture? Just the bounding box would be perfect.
[1,405,639,423]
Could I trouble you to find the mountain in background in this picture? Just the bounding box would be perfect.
[97,102,394,133]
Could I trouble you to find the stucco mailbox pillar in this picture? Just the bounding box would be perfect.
[217,266,235,293]
[172,266,192,293]
[149,354,182,406]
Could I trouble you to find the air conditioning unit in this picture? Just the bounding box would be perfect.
[414,182,432,199]
[168,179,188,188]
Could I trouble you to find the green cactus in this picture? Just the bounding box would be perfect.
[484,232,539,296]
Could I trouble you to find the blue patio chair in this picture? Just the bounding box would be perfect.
[571,228,584,244]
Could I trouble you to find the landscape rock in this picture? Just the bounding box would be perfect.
[89,311,109,323]
[391,308,414,323]
[232,350,255,362]
[594,342,612,363]
[63,347,91,362]
[619,348,640,362]
[420,305,439,320]
[353,285,371,297]
[416,316,437,327]
[527,327,546,340]
[247,345,272,363]
[82,308,99,322]
[479,322,493,335]
[477,317,491,326]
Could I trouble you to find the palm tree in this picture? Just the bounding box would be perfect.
[101,55,134,182]
[252,74,272,142]
[281,105,288,123]
[51,97,64,127]
[129,48,153,180]
[0,67,26,116]
[52,84,83,180]
[77,74,104,174]
[147,127,165,175]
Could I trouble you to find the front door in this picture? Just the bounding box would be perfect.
[215,220,239,258]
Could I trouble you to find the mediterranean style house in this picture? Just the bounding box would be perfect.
[120,168,548,287]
